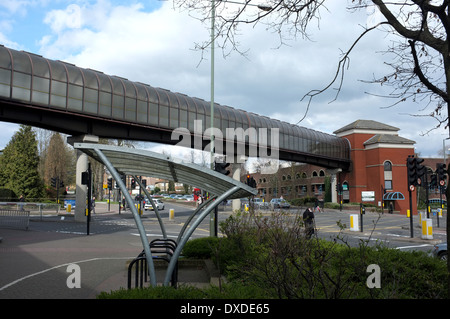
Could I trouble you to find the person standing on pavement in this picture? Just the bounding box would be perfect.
[197,195,203,207]
[303,207,315,239]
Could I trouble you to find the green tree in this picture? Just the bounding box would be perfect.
[0,125,44,200]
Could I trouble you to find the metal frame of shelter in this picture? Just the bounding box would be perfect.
[73,142,257,287]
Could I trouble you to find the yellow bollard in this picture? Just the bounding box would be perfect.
[421,218,433,239]
[169,209,174,220]
[67,204,71,213]
[350,214,359,231]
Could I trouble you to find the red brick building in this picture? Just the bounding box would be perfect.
[335,120,416,214]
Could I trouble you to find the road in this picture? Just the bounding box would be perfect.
[0,201,446,299]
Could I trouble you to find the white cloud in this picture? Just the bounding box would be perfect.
[44,3,83,33]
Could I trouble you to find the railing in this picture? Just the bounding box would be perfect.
[0,209,30,230]
[127,238,178,289]
[0,202,63,220]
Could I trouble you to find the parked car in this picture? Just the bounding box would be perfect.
[269,198,290,210]
[144,199,164,211]
[432,243,447,261]
[252,198,268,209]
[182,195,194,201]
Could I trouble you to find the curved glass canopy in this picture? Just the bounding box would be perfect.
[0,45,350,166]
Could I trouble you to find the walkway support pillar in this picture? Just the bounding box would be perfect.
[68,135,99,222]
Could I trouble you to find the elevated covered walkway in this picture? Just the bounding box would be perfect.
[0,45,351,169]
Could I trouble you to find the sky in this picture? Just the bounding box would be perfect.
[0,0,449,160]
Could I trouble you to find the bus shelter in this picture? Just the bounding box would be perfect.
[72,142,257,286]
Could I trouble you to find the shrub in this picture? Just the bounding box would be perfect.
[182,237,219,259]
[216,211,448,299]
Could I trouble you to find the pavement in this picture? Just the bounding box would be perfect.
[0,202,447,299]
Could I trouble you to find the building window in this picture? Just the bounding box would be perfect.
[384,160,393,190]
[384,161,392,171]
[385,180,393,190]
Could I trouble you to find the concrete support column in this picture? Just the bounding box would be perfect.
[327,168,342,204]
[231,155,246,212]
[74,150,88,222]
[331,173,337,204]
[232,164,241,212]
[67,135,99,222]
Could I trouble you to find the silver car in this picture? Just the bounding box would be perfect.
[144,199,164,211]
[432,243,447,261]
[269,198,290,209]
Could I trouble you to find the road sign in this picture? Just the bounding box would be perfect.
[409,185,415,192]
[440,180,445,186]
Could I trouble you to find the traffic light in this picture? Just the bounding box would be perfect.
[214,161,230,176]
[407,156,417,186]
[437,163,447,183]
[415,157,426,179]
[430,174,437,188]
[51,177,56,188]
[81,172,89,185]
[59,180,64,188]
[107,178,113,190]
[246,174,256,188]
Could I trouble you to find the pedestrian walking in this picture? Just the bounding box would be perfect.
[19,194,25,211]
[314,199,322,213]
[303,207,315,239]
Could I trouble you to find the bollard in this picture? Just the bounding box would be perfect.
[421,218,433,239]
[169,208,174,220]
[350,214,359,231]
[67,204,72,213]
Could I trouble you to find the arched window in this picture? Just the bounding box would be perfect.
[384,161,392,171]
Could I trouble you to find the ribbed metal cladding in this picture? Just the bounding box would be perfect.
[0,45,350,166]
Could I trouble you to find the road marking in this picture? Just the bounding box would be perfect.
[131,233,178,238]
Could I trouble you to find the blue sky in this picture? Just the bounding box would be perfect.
[0,0,448,158]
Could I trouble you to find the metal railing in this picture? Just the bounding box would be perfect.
[0,202,63,220]
[0,209,30,230]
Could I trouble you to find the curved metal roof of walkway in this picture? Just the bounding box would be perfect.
[74,142,257,199]
[0,45,351,170]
